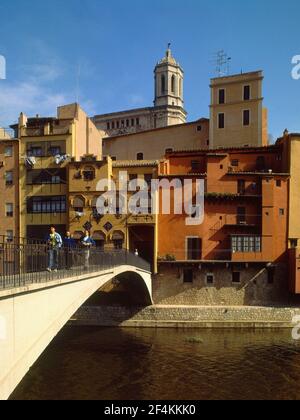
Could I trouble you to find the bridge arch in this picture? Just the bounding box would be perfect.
[0,265,152,400]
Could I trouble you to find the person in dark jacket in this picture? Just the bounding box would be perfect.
[64,231,76,270]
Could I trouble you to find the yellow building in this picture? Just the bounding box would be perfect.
[68,156,159,271]
[103,119,210,161]
[13,103,101,239]
[210,71,268,149]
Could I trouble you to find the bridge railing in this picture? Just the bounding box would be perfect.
[0,241,151,291]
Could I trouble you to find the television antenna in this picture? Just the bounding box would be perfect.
[211,50,232,77]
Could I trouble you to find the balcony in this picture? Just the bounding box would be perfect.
[127,213,155,225]
[224,214,260,228]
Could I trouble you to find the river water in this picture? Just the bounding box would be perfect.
[10,327,300,400]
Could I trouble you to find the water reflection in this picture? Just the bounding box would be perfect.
[11,327,300,400]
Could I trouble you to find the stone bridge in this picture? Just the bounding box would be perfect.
[0,248,152,400]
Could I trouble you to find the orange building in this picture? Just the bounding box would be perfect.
[155,143,291,306]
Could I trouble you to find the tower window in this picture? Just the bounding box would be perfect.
[171,75,176,94]
[219,89,225,104]
[218,113,225,129]
[179,78,182,97]
[243,110,250,126]
[244,85,251,101]
[161,74,166,94]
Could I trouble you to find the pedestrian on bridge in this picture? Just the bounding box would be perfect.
[64,232,76,270]
[81,231,95,270]
[47,227,63,272]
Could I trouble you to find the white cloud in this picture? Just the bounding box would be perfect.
[0,80,69,126]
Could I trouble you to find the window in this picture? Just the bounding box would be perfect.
[137,153,144,161]
[6,230,13,243]
[232,272,241,284]
[237,207,246,224]
[131,119,135,127]
[116,121,120,129]
[291,239,298,248]
[83,167,95,181]
[219,89,225,104]
[107,122,110,130]
[73,196,85,213]
[187,237,202,260]
[6,203,13,217]
[111,156,117,161]
[28,146,42,157]
[121,120,125,128]
[161,74,166,94]
[206,273,214,285]
[165,148,173,154]
[112,121,115,129]
[27,196,66,214]
[179,78,182,96]
[243,110,250,126]
[231,236,261,253]
[27,169,66,185]
[48,146,61,156]
[183,269,193,283]
[197,125,202,132]
[4,146,13,157]
[238,180,246,195]
[276,180,282,187]
[126,119,130,127]
[256,156,266,171]
[231,159,239,167]
[171,75,176,93]
[5,171,13,186]
[136,118,140,126]
[244,85,251,101]
[218,113,225,129]
[191,161,202,173]
[279,208,285,216]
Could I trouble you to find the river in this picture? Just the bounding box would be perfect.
[10,326,300,400]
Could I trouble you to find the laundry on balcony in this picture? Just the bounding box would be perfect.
[54,154,70,165]
[24,156,36,169]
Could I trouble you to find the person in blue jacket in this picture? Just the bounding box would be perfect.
[64,231,76,269]
[81,230,95,269]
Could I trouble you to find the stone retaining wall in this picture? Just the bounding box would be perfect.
[72,305,300,328]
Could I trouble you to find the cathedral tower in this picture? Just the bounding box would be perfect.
[153,46,187,127]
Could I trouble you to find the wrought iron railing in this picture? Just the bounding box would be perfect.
[0,241,151,291]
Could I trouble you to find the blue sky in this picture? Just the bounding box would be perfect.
[0,0,299,139]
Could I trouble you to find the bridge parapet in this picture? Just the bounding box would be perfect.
[0,239,151,292]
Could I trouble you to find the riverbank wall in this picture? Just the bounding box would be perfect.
[71,305,300,329]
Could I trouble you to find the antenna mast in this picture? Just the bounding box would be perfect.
[211,50,232,77]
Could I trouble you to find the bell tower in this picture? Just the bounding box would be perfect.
[153,45,186,127]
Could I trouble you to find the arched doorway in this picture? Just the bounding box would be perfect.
[129,225,154,267]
